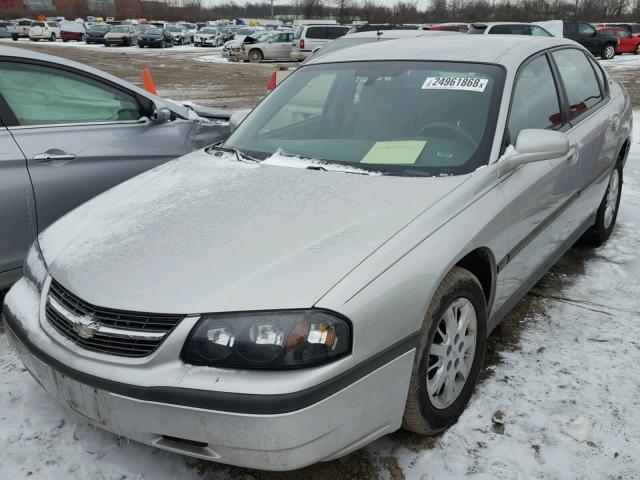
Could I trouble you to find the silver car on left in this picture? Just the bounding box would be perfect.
[0,46,232,288]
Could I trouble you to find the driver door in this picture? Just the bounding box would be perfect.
[494,53,580,310]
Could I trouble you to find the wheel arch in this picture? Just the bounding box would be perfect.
[451,247,497,315]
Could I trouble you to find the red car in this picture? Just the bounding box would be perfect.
[597,26,640,54]
[60,21,86,42]
[426,23,470,33]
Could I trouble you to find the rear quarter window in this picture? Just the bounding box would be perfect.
[306,26,326,39]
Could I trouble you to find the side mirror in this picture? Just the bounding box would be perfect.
[151,101,171,123]
[499,129,570,176]
[229,109,250,133]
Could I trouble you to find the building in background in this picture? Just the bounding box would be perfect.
[23,0,54,10]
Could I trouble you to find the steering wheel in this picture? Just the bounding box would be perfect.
[416,122,478,150]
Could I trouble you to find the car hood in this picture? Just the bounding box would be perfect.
[40,150,469,314]
[105,32,128,38]
[197,32,215,37]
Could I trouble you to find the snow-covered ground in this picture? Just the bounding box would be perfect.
[0,37,222,55]
[1,112,639,479]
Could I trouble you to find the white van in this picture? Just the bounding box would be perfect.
[290,24,351,60]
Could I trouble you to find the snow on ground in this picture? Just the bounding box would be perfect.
[1,111,639,479]
[0,37,222,55]
[600,53,640,71]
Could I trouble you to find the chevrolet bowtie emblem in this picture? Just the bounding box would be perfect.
[72,320,100,339]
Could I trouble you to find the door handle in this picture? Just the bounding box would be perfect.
[566,145,579,166]
[33,151,77,162]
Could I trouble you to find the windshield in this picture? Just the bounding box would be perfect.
[111,26,129,33]
[89,24,110,32]
[145,27,162,34]
[237,28,255,35]
[225,61,504,176]
[167,26,182,32]
[200,28,217,34]
[32,22,45,27]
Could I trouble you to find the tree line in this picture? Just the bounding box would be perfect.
[2,0,639,25]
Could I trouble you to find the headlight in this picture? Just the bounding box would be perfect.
[182,310,351,369]
[23,241,47,291]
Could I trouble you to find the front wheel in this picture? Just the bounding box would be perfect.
[49,33,55,42]
[248,49,263,63]
[403,267,487,435]
[580,165,622,246]
[635,44,640,55]
[602,44,616,60]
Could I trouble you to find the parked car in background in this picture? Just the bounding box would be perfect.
[598,22,640,36]
[60,20,86,42]
[104,24,139,47]
[194,25,230,47]
[0,21,12,39]
[597,26,640,54]
[467,22,552,36]
[85,23,111,44]
[425,23,470,32]
[234,31,294,62]
[0,46,233,288]
[222,27,261,57]
[291,24,351,60]
[226,30,273,59]
[166,24,193,45]
[8,19,33,40]
[29,21,61,42]
[138,26,174,48]
[562,20,618,59]
[3,34,630,472]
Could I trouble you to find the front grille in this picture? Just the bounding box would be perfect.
[46,280,183,357]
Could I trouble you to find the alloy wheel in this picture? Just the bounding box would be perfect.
[427,298,477,409]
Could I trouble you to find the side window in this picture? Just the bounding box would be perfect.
[306,27,323,39]
[588,56,607,92]
[508,55,562,143]
[0,62,142,126]
[491,25,531,35]
[563,21,578,38]
[618,30,630,38]
[578,23,596,37]
[259,73,336,134]
[531,26,552,37]
[552,49,603,119]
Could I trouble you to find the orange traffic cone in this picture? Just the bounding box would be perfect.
[141,66,157,95]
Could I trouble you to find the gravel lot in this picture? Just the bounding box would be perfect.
[1,40,639,480]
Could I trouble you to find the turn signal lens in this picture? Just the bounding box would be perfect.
[182,310,351,369]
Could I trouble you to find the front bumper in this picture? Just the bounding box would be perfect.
[2,279,415,471]
[230,50,248,61]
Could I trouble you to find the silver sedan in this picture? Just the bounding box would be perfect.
[3,35,631,471]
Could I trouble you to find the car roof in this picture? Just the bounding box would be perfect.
[472,22,539,27]
[343,30,456,39]
[304,35,579,68]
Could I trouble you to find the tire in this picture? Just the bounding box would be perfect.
[124,38,131,47]
[139,44,144,48]
[49,34,55,42]
[580,164,623,246]
[12,34,19,41]
[403,267,487,435]
[602,44,616,60]
[635,44,640,55]
[248,49,263,63]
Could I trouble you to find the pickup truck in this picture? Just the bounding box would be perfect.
[7,19,33,40]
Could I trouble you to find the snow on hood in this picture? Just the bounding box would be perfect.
[261,149,382,176]
[39,150,469,314]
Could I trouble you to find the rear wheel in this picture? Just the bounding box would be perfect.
[580,164,622,246]
[12,33,18,41]
[602,44,616,60]
[248,49,263,63]
[49,33,55,42]
[403,267,487,435]
[635,44,640,55]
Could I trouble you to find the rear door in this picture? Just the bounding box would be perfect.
[0,102,36,277]
[304,26,329,52]
[266,32,293,59]
[0,58,188,233]
[550,48,614,227]
[614,29,633,52]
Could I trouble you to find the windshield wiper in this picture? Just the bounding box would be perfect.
[207,144,259,163]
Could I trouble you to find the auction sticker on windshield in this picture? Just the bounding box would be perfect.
[422,76,489,92]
